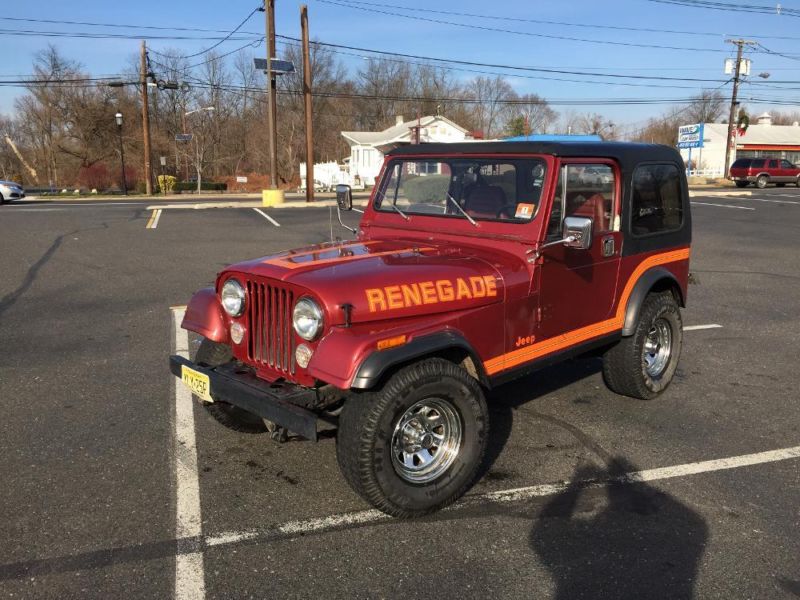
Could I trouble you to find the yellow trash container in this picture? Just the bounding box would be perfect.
[262,189,285,207]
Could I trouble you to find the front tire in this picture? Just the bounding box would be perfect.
[603,291,683,400]
[194,338,270,434]
[337,358,488,518]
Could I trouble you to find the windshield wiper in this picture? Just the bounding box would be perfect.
[390,202,409,220]
[446,193,478,227]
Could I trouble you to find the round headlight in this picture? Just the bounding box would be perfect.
[221,279,245,317]
[293,297,323,341]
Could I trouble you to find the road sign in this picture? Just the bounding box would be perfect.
[253,58,296,75]
[236,176,248,183]
[175,133,193,142]
[677,124,704,149]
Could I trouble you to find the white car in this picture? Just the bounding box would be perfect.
[0,180,25,203]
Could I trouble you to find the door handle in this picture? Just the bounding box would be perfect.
[602,236,615,257]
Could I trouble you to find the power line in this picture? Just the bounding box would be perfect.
[645,0,800,17]
[330,0,800,41]
[314,0,734,53]
[0,28,261,41]
[178,6,262,59]
[275,35,732,83]
[0,15,262,36]
[273,38,715,90]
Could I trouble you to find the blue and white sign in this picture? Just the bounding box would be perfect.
[677,124,704,149]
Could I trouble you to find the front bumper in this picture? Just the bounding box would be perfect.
[169,355,323,440]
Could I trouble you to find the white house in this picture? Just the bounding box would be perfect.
[301,115,471,190]
[679,114,800,176]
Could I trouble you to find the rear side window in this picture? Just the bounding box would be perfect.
[751,159,765,168]
[731,159,751,168]
[631,164,683,236]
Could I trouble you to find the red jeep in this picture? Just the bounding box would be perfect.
[729,157,800,188]
[170,141,692,517]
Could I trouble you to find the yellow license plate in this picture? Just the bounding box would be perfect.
[181,365,213,402]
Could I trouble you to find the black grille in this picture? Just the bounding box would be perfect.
[245,281,295,374]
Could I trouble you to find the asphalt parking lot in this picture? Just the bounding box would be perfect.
[1,188,799,599]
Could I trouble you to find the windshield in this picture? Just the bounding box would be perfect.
[374,158,547,223]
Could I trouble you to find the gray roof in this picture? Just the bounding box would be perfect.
[342,115,468,147]
[705,122,800,146]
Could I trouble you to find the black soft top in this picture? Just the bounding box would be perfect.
[387,141,682,169]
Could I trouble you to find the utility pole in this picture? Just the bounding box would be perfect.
[301,5,314,202]
[724,39,756,178]
[265,0,278,190]
[141,41,153,195]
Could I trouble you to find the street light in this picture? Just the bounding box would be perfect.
[115,111,127,196]
[183,106,215,194]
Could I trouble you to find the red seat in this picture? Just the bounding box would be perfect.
[570,193,607,231]
[464,186,506,219]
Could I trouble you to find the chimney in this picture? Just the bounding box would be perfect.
[395,115,404,126]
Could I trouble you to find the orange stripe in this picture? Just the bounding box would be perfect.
[484,247,690,375]
[264,246,434,270]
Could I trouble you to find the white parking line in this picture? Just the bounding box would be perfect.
[171,308,205,600]
[205,444,800,549]
[253,208,281,227]
[684,324,723,331]
[146,209,163,229]
[8,201,149,207]
[691,202,755,210]
[743,197,800,205]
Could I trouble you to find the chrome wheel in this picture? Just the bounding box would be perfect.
[643,318,672,378]
[391,398,463,484]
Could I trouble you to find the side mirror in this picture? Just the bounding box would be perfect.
[563,216,593,250]
[336,184,352,211]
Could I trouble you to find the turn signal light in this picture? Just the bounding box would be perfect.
[377,335,407,351]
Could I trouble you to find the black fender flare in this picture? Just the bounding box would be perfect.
[621,267,684,336]
[350,330,487,390]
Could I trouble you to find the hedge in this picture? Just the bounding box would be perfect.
[174,181,228,192]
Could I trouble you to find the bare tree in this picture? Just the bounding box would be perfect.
[571,112,616,139]
[503,93,558,135]
[466,75,515,139]
[684,90,726,124]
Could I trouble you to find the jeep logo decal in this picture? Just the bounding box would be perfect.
[365,276,498,313]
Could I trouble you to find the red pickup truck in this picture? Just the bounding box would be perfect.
[730,157,800,188]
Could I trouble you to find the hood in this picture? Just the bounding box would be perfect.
[226,239,509,325]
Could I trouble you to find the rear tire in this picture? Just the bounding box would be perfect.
[603,292,683,400]
[337,358,488,518]
[735,181,749,188]
[194,338,269,434]
[756,175,769,189]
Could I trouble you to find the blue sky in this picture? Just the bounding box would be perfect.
[3,0,800,130]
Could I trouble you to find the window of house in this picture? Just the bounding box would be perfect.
[630,164,683,236]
